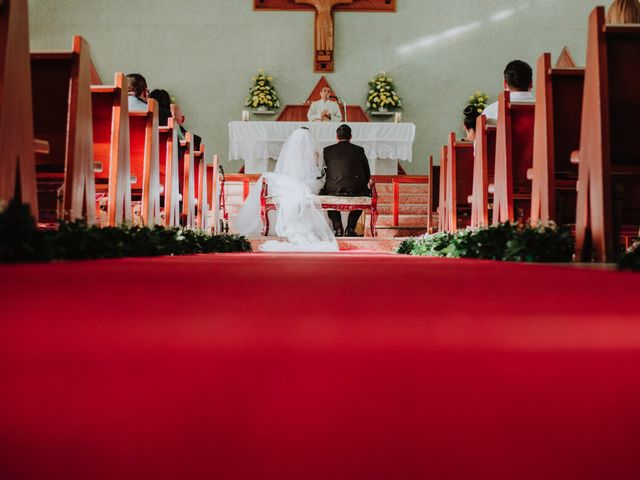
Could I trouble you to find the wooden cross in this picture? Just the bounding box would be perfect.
[254,0,396,72]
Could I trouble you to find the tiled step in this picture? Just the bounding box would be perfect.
[374,183,429,194]
[248,236,405,253]
[371,214,429,227]
[377,204,430,215]
[376,193,429,205]
[369,227,430,239]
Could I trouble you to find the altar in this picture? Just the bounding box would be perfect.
[228,121,416,174]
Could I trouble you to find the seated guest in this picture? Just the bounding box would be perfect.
[321,124,371,237]
[482,60,534,123]
[171,102,202,150]
[462,105,482,142]
[148,89,173,126]
[127,73,149,111]
[606,0,640,23]
[307,86,342,122]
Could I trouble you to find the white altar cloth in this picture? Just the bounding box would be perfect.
[228,121,416,174]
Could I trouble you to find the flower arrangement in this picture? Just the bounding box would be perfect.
[366,71,402,112]
[468,91,490,114]
[245,69,280,111]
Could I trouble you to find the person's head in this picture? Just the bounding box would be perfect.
[606,0,640,24]
[503,60,533,92]
[320,86,332,101]
[463,105,481,141]
[127,73,148,101]
[171,103,185,126]
[336,124,352,141]
[148,89,171,111]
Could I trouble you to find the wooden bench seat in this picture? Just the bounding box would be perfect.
[158,118,180,227]
[0,0,39,217]
[470,115,496,228]
[575,7,640,261]
[492,91,535,225]
[445,132,474,232]
[31,35,96,224]
[530,52,584,226]
[129,99,161,226]
[260,178,378,237]
[91,72,131,227]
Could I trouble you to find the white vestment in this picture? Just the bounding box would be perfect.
[482,91,535,124]
[307,99,342,122]
[233,129,338,252]
[128,95,148,112]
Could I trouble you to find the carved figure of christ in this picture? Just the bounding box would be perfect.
[295,0,353,53]
[254,1,395,72]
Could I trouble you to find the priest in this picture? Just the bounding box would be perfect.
[307,86,342,122]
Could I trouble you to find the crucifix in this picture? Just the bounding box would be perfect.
[254,0,396,72]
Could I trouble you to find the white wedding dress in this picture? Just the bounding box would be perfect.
[233,128,339,252]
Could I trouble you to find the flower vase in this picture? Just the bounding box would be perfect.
[378,107,388,113]
[257,106,268,112]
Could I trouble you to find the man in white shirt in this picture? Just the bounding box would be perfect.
[482,60,535,123]
[307,86,342,122]
[127,73,149,112]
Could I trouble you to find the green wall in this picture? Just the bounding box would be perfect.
[29,0,598,174]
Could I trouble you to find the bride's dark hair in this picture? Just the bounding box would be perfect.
[463,105,482,130]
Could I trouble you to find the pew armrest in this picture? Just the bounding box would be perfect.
[570,151,580,165]
[34,139,50,155]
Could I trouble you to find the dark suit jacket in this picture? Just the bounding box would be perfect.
[321,141,371,196]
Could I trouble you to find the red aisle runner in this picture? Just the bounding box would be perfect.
[1,254,640,479]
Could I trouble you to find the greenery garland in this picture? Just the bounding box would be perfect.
[0,199,252,264]
[397,222,574,263]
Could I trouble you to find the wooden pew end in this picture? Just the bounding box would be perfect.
[570,150,580,165]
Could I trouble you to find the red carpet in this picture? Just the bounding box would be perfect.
[1,254,640,479]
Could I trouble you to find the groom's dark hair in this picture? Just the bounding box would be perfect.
[336,124,352,140]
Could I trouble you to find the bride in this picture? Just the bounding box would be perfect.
[233,128,339,252]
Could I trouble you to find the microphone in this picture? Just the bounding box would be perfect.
[329,96,348,122]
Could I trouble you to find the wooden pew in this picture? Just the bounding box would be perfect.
[31,35,96,224]
[180,132,196,227]
[0,0,39,218]
[492,91,535,225]
[159,117,180,227]
[208,155,222,233]
[129,99,161,226]
[427,155,439,234]
[91,72,132,227]
[194,142,210,231]
[575,7,640,262]
[470,115,496,228]
[530,52,584,226]
[445,132,474,232]
[437,145,448,232]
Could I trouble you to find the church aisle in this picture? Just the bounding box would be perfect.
[2,254,640,479]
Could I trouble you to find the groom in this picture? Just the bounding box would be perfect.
[321,124,371,237]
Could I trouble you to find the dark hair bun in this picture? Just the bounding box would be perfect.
[463,105,479,119]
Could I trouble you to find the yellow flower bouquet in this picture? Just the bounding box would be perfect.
[245,69,280,110]
[366,71,402,112]
[468,91,490,113]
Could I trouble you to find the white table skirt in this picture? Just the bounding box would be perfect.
[229,121,416,174]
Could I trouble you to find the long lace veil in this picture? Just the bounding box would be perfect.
[233,128,338,251]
